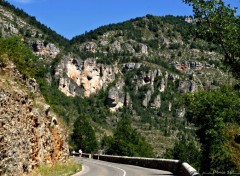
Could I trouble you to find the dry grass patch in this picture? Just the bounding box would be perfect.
[28,159,82,176]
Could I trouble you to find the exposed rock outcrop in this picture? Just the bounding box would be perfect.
[0,6,20,36]
[55,56,119,97]
[107,79,131,112]
[138,43,148,55]
[0,7,60,59]
[150,94,161,109]
[124,43,135,53]
[30,40,60,59]
[142,90,152,107]
[172,60,214,72]
[110,41,122,53]
[0,63,68,176]
[0,90,68,175]
[178,80,197,93]
[122,63,142,70]
[79,42,97,53]
[159,77,166,92]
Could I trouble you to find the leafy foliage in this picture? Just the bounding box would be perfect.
[164,135,201,170]
[2,2,235,163]
[183,0,240,78]
[103,112,154,157]
[0,36,42,78]
[184,86,240,172]
[71,116,98,153]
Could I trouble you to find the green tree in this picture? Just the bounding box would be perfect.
[164,135,201,170]
[184,86,240,172]
[180,0,240,172]
[183,0,240,78]
[71,116,98,153]
[100,135,113,152]
[107,114,154,157]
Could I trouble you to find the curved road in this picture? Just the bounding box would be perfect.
[73,158,175,176]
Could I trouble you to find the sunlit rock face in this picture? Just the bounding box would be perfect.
[0,63,68,176]
[55,56,118,97]
[30,40,60,59]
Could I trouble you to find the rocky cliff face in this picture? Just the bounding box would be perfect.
[30,40,60,59]
[107,78,131,112]
[0,5,60,60]
[47,16,232,143]
[0,61,68,176]
[178,80,197,93]
[55,56,119,97]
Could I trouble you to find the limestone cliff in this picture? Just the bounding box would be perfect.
[0,61,68,176]
[107,78,131,112]
[30,40,60,59]
[55,56,119,97]
[1,1,235,161]
[0,5,61,60]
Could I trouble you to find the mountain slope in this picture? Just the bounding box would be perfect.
[0,1,70,63]
[51,15,233,156]
[0,1,68,46]
[0,0,235,164]
[0,36,68,175]
[0,2,71,175]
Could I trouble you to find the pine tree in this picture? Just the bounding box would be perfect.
[71,116,98,153]
[106,114,154,157]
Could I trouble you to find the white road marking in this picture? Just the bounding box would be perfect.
[72,164,90,176]
[83,159,127,176]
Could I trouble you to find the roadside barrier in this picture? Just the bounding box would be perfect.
[91,154,200,176]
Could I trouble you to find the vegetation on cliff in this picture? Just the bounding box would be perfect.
[184,0,240,78]
[101,111,154,157]
[0,36,38,78]
[166,0,240,172]
[0,1,69,46]
[0,35,69,175]
[1,0,240,173]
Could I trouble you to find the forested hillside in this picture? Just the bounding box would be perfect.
[53,14,232,158]
[1,0,239,174]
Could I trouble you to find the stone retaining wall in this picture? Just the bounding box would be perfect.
[92,154,200,176]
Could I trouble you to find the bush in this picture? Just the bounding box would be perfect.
[0,36,40,78]
[106,113,154,157]
[164,135,201,170]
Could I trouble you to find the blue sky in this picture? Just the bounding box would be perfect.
[5,0,240,39]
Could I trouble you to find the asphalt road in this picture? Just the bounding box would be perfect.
[73,157,175,176]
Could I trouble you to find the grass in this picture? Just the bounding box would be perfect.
[28,159,82,176]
